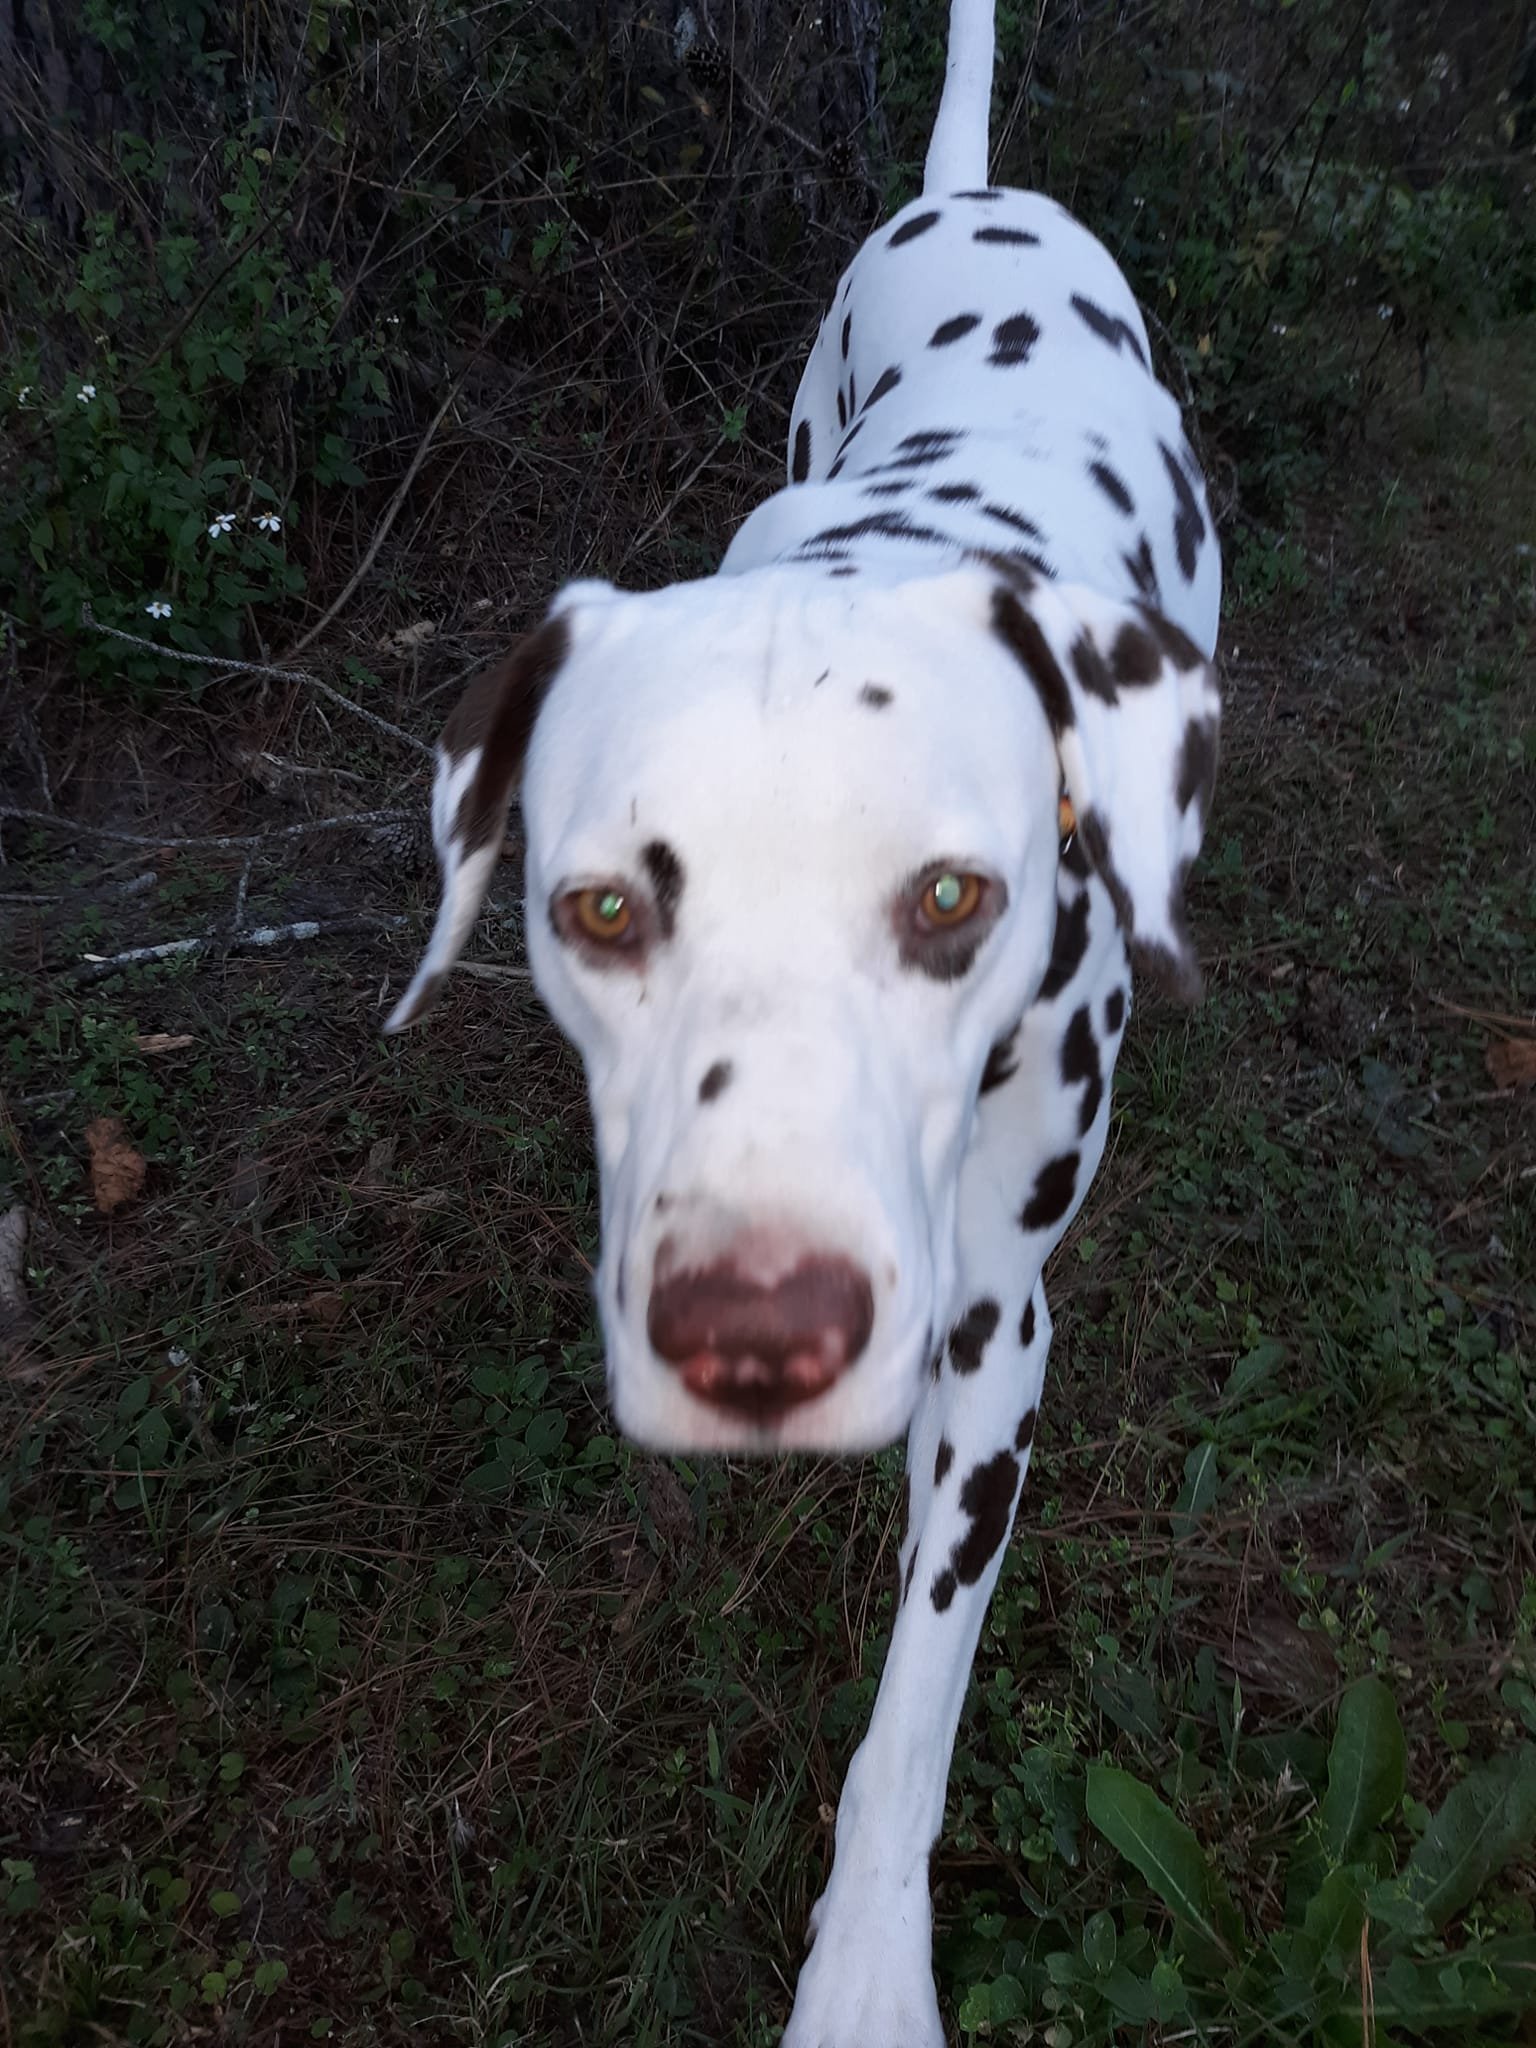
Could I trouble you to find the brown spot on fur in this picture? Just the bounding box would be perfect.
[1177,716,1220,819]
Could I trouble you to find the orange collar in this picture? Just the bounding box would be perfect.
[1058,793,1077,842]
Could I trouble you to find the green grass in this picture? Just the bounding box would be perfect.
[4,331,1535,2043]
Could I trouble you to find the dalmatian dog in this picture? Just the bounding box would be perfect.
[384,0,1220,2037]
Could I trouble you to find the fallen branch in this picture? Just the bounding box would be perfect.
[80,608,431,757]
[282,378,465,662]
[3,806,412,852]
[76,914,407,983]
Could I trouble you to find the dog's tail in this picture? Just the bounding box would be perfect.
[923,0,995,193]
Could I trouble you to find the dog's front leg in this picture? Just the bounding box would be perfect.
[784,1278,1051,2048]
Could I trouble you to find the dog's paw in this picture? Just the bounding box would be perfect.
[780,1885,946,2048]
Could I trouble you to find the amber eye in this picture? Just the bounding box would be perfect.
[572,887,633,942]
[919,871,985,928]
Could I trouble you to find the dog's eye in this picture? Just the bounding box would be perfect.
[919,871,985,928]
[571,887,633,942]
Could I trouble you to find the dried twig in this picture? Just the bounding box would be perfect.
[282,378,465,661]
[75,915,407,984]
[80,608,431,756]
[3,806,412,852]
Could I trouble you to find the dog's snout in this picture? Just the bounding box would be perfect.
[647,1238,874,1419]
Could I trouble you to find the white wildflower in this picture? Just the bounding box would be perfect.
[254,513,282,534]
[207,511,236,538]
[1377,304,1394,321]
[16,386,32,405]
[145,599,173,619]
[77,383,97,404]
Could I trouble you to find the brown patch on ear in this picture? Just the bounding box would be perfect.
[455,615,571,850]
[1136,603,1206,673]
[992,587,1073,734]
[441,636,527,758]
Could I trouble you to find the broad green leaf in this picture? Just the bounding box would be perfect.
[1400,1746,1536,1931]
[1086,1764,1244,1966]
[1082,1909,1117,1976]
[1319,1677,1406,1862]
[1372,1937,1536,2022]
[1299,1865,1368,1964]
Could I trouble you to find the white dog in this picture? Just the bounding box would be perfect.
[386,0,1219,2034]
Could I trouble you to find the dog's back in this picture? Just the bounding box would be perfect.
[724,9,1220,661]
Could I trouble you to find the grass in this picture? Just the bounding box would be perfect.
[3,296,1535,2048]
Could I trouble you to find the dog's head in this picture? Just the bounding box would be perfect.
[385,562,1219,1452]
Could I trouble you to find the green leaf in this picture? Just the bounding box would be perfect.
[1086,1764,1244,1967]
[1319,1677,1407,1863]
[1172,1439,1219,1538]
[1399,1746,1536,1932]
[1299,1865,1368,1964]
[208,1890,241,1919]
[1082,1909,1117,1976]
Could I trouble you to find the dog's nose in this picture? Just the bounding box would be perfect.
[647,1240,874,1418]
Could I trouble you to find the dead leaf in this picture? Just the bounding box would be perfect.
[381,620,437,656]
[134,1032,196,1054]
[86,1117,147,1213]
[1487,1037,1536,1089]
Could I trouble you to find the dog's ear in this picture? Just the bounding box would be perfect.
[991,574,1220,1001]
[383,612,572,1032]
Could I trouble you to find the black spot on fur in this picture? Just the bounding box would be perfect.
[641,840,684,937]
[830,565,859,578]
[1039,888,1090,1001]
[931,1567,958,1612]
[859,683,893,709]
[836,388,847,429]
[1061,831,1091,879]
[992,587,1074,734]
[1089,460,1134,514]
[1061,1004,1104,1135]
[1177,715,1219,819]
[885,429,963,469]
[1124,534,1160,602]
[1070,632,1116,705]
[698,1060,732,1104]
[890,209,941,247]
[929,1346,944,1383]
[984,502,1043,539]
[1070,293,1149,368]
[848,370,857,414]
[863,365,902,410]
[979,1023,1021,1094]
[948,1298,1001,1374]
[864,480,910,498]
[837,418,866,455]
[975,226,1040,246]
[1111,623,1161,685]
[1015,1408,1037,1451]
[955,188,1002,199]
[840,313,851,359]
[1019,1297,1037,1348]
[1137,601,1206,672]
[1105,987,1127,1034]
[1021,1151,1079,1231]
[930,312,981,347]
[949,1450,1021,1586]
[989,312,1041,366]
[929,481,980,503]
[1048,888,1097,999]
[904,1549,918,1601]
[806,510,950,549]
[792,420,811,483]
[1159,441,1207,580]
[935,1439,954,1486]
